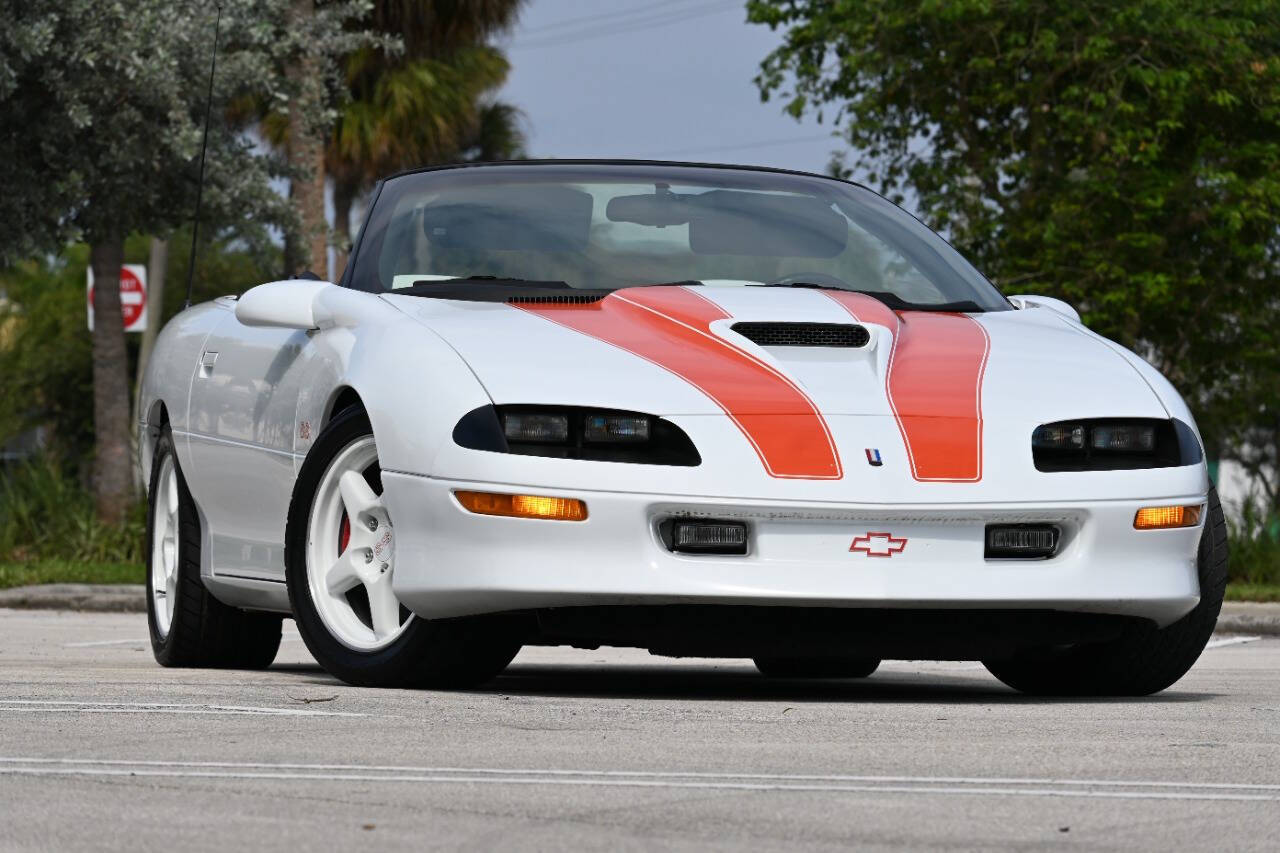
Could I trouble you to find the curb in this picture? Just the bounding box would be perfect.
[1,585,1278,635]
[0,584,146,613]
[1216,602,1280,637]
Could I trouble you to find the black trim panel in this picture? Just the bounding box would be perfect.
[1032,418,1202,472]
[453,405,701,467]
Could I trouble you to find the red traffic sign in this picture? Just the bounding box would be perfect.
[87,264,148,332]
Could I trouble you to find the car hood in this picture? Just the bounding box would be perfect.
[383,285,1166,423]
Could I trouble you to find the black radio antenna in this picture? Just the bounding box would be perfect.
[184,3,222,309]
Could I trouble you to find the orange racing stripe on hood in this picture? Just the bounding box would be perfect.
[821,291,990,482]
[514,286,842,479]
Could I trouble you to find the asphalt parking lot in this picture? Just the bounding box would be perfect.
[2,609,1277,851]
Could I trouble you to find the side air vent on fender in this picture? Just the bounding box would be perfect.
[731,322,870,348]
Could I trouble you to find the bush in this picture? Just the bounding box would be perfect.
[0,456,143,564]
[1226,498,1280,587]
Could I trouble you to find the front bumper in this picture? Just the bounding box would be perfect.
[382,472,1204,627]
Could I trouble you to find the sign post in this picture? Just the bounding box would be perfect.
[87,264,148,333]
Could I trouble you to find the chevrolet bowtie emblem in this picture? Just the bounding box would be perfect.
[849,531,907,557]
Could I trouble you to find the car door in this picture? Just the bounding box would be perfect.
[185,308,309,583]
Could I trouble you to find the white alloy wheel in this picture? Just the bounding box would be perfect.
[150,453,180,638]
[304,436,411,651]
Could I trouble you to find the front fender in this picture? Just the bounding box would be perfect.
[292,290,493,477]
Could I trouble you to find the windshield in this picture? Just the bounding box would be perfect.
[349,163,1009,311]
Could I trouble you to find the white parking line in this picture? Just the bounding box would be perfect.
[64,636,307,647]
[1,758,1277,802]
[0,764,1275,802]
[0,701,365,717]
[1205,635,1262,650]
[63,639,149,647]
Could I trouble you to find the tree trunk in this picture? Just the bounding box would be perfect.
[285,0,328,279]
[90,236,135,524]
[332,178,357,280]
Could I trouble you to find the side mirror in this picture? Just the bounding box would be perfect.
[235,280,335,330]
[1007,294,1081,324]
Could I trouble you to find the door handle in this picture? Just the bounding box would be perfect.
[199,350,218,377]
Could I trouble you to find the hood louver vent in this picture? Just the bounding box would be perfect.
[731,322,870,348]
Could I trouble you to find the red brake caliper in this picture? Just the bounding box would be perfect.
[338,513,351,555]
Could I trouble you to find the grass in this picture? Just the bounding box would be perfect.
[0,559,143,590]
[1224,583,1280,603]
[0,457,144,565]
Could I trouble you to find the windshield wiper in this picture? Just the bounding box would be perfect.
[630,279,702,287]
[762,282,985,313]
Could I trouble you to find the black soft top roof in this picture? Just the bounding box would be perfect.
[381,158,869,192]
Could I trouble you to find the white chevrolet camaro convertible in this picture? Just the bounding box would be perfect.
[139,161,1225,695]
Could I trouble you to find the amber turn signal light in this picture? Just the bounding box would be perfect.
[454,490,588,521]
[1133,504,1202,530]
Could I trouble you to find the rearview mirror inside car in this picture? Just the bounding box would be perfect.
[608,188,848,258]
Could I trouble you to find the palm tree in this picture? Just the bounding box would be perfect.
[370,0,525,57]
[328,0,528,275]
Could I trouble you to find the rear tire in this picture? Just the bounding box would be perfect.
[146,429,282,669]
[285,406,523,688]
[754,656,880,679]
[983,486,1228,696]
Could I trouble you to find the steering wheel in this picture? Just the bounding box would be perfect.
[767,272,850,289]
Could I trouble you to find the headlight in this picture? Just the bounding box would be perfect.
[1031,419,1199,471]
[1090,424,1155,452]
[1032,423,1085,450]
[583,413,651,443]
[502,412,569,443]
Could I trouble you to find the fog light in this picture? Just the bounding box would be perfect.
[455,490,587,521]
[1134,504,1202,530]
[669,520,748,554]
[985,524,1060,559]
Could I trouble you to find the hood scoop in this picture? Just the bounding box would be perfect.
[731,321,870,348]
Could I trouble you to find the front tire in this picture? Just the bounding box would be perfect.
[146,429,282,668]
[285,406,523,688]
[983,486,1229,696]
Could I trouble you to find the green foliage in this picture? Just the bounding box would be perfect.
[750,0,1280,509]
[0,0,377,259]
[0,235,281,463]
[1224,583,1280,602]
[0,249,95,466]
[164,226,286,321]
[328,1,526,194]
[1227,497,1280,585]
[0,457,144,564]
[0,560,143,591]
[330,43,517,182]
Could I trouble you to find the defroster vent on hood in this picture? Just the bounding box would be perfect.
[506,293,606,305]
